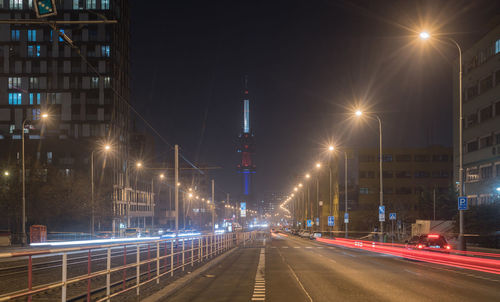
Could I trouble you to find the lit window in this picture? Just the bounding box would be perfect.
[73,0,83,9]
[29,77,40,89]
[28,30,36,42]
[86,0,96,9]
[8,77,21,89]
[8,93,22,105]
[10,0,22,10]
[91,77,99,88]
[101,0,109,9]
[29,93,41,105]
[9,125,15,134]
[11,30,20,41]
[101,45,110,57]
[47,152,53,164]
[32,108,41,120]
[104,77,111,88]
[496,40,500,55]
[50,29,65,42]
[27,45,41,57]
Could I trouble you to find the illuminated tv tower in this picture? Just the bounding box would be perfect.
[237,76,256,205]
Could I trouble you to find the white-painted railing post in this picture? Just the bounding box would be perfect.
[156,242,160,284]
[61,253,67,302]
[106,248,111,300]
[136,245,140,296]
[191,238,194,266]
[170,240,174,276]
[182,239,185,271]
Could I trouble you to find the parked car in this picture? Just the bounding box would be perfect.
[124,228,141,238]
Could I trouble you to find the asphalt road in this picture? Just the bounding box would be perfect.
[167,233,500,302]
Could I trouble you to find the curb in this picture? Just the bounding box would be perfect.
[142,247,240,302]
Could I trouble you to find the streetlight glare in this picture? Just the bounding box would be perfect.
[355,110,363,117]
[136,162,142,168]
[3,171,9,176]
[316,163,321,168]
[41,113,49,119]
[188,193,193,198]
[104,145,111,151]
[419,31,430,40]
[160,174,165,179]
[305,173,311,178]
[328,145,335,151]
[298,183,303,187]
[294,187,298,191]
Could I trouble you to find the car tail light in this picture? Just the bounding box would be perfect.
[445,245,451,250]
[427,234,440,239]
[417,244,424,249]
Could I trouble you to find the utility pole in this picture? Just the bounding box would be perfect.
[212,180,215,233]
[91,151,94,237]
[345,151,348,238]
[175,145,179,234]
[433,187,436,221]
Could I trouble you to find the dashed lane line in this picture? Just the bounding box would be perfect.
[251,248,266,301]
[277,248,314,302]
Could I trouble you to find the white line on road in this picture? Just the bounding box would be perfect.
[251,248,266,301]
[277,248,313,302]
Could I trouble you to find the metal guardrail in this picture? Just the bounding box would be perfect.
[0,232,256,301]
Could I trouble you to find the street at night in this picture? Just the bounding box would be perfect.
[1,0,500,301]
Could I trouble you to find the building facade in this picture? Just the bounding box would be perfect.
[453,23,500,205]
[0,0,147,234]
[357,146,453,228]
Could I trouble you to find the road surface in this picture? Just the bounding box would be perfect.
[167,233,500,302]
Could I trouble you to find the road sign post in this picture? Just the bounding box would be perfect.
[327,216,335,227]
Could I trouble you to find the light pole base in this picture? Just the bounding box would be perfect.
[457,234,466,251]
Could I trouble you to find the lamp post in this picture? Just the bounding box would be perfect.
[419,31,465,250]
[315,163,321,231]
[90,144,111,237]
[355,110,384,240]
[21,113,48,245]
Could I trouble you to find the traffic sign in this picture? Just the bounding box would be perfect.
[34,0,58,18]
[389,213,396,220]
[458,196,468,210]
[379,206,385,222]
[344,213,349,223]
[307,219,312,227]
[328,216,335,226]
[240,202,246,217]
[315,218,319,225]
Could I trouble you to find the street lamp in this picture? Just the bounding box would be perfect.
[419,31,465,250]
[21,113,49,245]
[355,109,384,240]
[3,171,9,177]
[91,144,111,237]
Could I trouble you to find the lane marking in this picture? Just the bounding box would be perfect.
[251,248,266,301]
[277,248,313,302]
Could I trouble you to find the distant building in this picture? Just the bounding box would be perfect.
[454,23,500,205]
[356,146,453,227]
[262,191,287,215]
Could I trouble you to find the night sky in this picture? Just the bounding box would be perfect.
[130,0,500,201]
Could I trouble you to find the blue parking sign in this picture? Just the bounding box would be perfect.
[389,213,396,220]
[344,213,349,223]
[458,196,468,210]
[328,216,335,226]
[307,219,312,227]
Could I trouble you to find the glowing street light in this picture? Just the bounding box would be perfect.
[188,193,193,198]
[419,31,430,40]
[305,173,310,179]
[355,110,363,117]
[104,144,111,151]
[294,187,298,191]
[136,162,142,168]
[159,174,165,179]
[298,183,303,187]
[41,113,49,119]
[328,145,335,151]
[316,163,321,169]
[3,171,9,177]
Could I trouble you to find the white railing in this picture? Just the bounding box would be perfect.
[0,232,256,301]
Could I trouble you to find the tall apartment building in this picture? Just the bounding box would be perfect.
[357,146,453,227]
[454,23,500,205]
[0,0,145,234]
